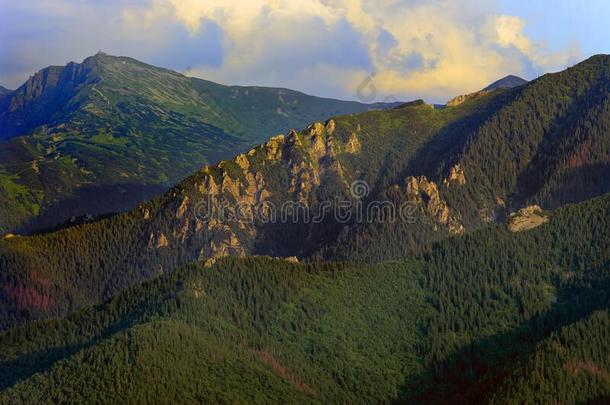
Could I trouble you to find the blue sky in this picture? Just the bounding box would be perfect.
[498,0,610,57]
[0,0,608,102]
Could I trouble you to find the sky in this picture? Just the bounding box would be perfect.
[0,0,608,103]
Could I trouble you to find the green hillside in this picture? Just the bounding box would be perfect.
[0,193,608,403]
[0,53,394,233]
[0,56,609,403]
[324,55,610,262]
[487,310,610,404]
[1,55,610,331]
[0,94,505,330]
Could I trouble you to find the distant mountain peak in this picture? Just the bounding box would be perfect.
[483,75,528,91]
[447,75,529,107]
[0,53,400,232]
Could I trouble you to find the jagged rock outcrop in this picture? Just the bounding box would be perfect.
[345,131,362,154]
[163,115,480,261]
[507,205,549,232]
[264,135,285,161]
[443,164,466,186]
[148,232,169,248]
[198,224,245,260]
[165,118,367,261]
[289,160,318,202]
[406,176,464,234]
[166,114,481,260]
[446,90,490,107]
[176,196,190,219]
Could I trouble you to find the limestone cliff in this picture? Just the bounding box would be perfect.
[163,119,363,260]
[406,175,464,235]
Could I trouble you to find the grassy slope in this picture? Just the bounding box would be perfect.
[0,54,393,233]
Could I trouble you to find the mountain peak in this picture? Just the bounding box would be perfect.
[483,75,528,91]
[84,52,141,66]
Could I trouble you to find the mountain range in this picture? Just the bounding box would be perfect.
[0,53,397,234]
[0,54,609,403]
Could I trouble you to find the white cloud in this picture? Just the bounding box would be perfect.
[1,0,581,101]
[491,15,534,53]
[150,0,579,102]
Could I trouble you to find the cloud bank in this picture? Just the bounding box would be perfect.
[0,0,582,102]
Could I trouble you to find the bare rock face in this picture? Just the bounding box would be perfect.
[325,119,336,134]
[199,224,245,260]
[188,120,351,260]
[265,135,285,160]
[198,171,220,195]
[203,258,217,268]
[444,164,466,186]
[308,122,325,137]
[176,196,190,219]
[308,123,327,161]
[507,205,549,232]
[234,154,250,171]
[406,176,464,234]
[157,233,169,248]
[157,118,370,262]
[446,90,490,107]
[148,232,169,249]
[173,149,275,257]
[221,172,242,197]
[289,161,319,202]
[345,131,362,154]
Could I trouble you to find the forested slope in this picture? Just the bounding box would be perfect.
[2,55,610,331]
[0,193,608,403]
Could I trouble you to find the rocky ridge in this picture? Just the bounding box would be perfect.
[144,117,470,261]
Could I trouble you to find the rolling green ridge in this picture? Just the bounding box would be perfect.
[0,193,608,403]
[323,55,610,262]
[454,55,610,209]
[0,94,507,330]
[1,55,610,331]
[0,55,609,403]
[0,53,395,233]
